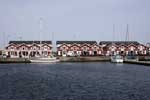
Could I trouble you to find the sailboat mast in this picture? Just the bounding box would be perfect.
[3,33,5,48]
[126,24,129,41]
[39,17,43,56]
[39,17,43,45]
[52,32,54,50]
[111,24,115,56]
[52,32,54,43]
[113,24,115,41]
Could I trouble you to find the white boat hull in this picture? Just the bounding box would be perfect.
[111,55,124,63]
[30,60,60,63]
[111,59,123,63]
[30,57,60,63]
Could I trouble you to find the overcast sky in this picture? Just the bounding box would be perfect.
[0,0,150,48]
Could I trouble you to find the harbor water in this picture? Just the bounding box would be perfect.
[0,62,150,100]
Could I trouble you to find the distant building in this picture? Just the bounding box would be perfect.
[56,41,103,56]
[146,43,150,55]
[137,44,147,55]
[0,50,2,55]
[5,40,149,58]
[0,49,7,58]
[99,41,145,56]
[5,41,52,58]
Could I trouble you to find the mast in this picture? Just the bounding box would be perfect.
[113,24,115,41]
[3,33,5,48]
[19,33,22,41]
[52,32,54,52]
[126,24,129,41]
[111,24,115,56]
[39,17,43,46]
[39,17,44,56]
[52,32,54,44]
[73,33,76,40]
[7,34,10,46]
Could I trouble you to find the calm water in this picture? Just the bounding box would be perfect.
[0,62,150,100]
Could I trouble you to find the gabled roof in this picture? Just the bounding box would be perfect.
[31,43,40,47]
[58,43,70,48]
[56,41,97,45]
[42,43,52,47]
[138,44,146,47]
[107,42,119,47]
[99,41,140,46]
[69,43,80,47]
[91,43,101,47]
[9,41,52,44]
[17,43,30,47]
[5,43,17,49]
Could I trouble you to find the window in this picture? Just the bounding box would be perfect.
[84,47,87,51]
[10,47,14,50]
[33,47,36,50]
[44,47,47,50]
[15,52,17,56]
[42,51,47,55]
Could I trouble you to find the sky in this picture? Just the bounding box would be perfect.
[0,0,150,48]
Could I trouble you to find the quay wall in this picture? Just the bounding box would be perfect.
[59,56,110,62]
[139,56,150,61]
[0,58,31,63]
[124,60,150,66]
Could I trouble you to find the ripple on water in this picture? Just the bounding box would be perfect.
[0,62,150,100]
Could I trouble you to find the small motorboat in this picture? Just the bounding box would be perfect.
[111,55,124,63]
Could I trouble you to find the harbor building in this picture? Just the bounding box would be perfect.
[99,41,147,56]
[56,41,103,56]
[4,40,149,58]
[5,41,52,58]
[137,44,147,56]
[0,50,3,56]
[146,43,150,55]
[0,49,6,57]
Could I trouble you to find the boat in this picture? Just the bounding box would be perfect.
[29,18,60,63]
[125,55,138,61]
[111,55,124,63]
[30,56,60,63]
[110,25,124,63]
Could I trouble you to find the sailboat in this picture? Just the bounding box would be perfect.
[29,18,59,63]
[30,55,59,63]
[110,24,123,63]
